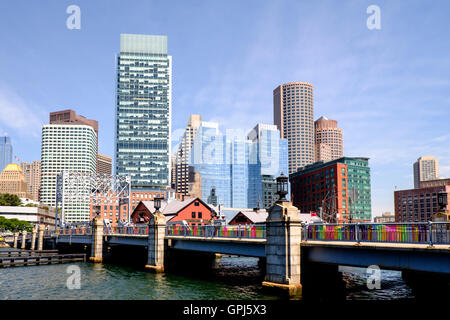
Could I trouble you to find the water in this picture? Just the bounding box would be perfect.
[0,248,416,300]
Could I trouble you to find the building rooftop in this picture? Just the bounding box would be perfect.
[1,163,22,173]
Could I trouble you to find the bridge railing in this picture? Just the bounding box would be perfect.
[166,225,266,239]
[104,226,149,235]
[303,222,450,245]
[55,227,92,236]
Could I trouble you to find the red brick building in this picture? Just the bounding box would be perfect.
[131,197,217,226]
[290,162,348,223]
[229,209,268,225]
[89,190,184,225]
[394,186,450,222]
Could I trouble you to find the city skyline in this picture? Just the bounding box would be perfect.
[1,1,450,217]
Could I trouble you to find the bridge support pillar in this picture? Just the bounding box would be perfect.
[90,216,103,263]
[13,232,19,248]
[145,211,166,273]
[262,200,302,297]
[31,227,37,250]
[38,224,44,251]
[21,231,27,249]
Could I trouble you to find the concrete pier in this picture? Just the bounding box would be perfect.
[262,200,303,296]
[38,224,44,251]
[90,217,103,263]
[13,232,19,248]
[145,211,166,273]
[21,231,27,249]
[31,227,37,250]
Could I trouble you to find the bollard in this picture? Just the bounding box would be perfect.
[31,227,37,250]
[38,224,45,251]
[21,231,27,249]
[13,232,19,249]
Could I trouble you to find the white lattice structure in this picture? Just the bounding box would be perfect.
[56,171,131,226]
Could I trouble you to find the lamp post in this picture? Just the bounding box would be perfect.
[276,173,289,202]
[153,197,163,214]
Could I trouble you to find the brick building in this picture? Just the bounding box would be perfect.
[394,186,450,222]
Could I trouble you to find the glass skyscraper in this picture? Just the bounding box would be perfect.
[0,136,13,172]
[115,34,172,189]
[189,123,288,208]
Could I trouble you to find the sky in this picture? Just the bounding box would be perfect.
[0,0,449,218]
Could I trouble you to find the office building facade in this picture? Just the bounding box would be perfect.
[413,156,439,189]
[97,153,112,175]
[174,115,202,195]
[20,160,41,201]
[115,34,172,189]
[189,122,288,208]
[273,82,314,174]
[290,157,371,222]
[0,163,32,199]
[314,116,343,162]
[0,136,13,172]
[394,186,450,222]
[40,123,97,223]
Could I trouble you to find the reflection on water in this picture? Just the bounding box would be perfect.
[0,248,416,300]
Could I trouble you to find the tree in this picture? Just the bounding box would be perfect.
[0,216,33,232]
[0,194,22,206]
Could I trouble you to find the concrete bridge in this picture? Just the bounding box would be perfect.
[10,201,450,296]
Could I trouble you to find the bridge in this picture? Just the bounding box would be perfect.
[8,200,450,296]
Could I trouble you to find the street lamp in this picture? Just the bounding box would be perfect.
[276,173,288,202]
[154,197,163,213]
[438,191,448,212]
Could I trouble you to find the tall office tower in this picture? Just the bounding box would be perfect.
[115,34,172,189]
[0,136,13,172]
[40,123,97,223]
[247,124,289,208]
[174,115,202,195]
[20,160,41,201]
[0,163,32,199]
[273,82,314,174]
[413,156,439,189]
[189,122,288,208]
[314,116,343,162]
[97,154,112,175]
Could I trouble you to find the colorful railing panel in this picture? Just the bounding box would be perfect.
[304,222,450,245]
[166,225,266,239]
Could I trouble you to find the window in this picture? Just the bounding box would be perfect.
[194,201,200,206]
[198,212,202,219]
[192,212,196,218]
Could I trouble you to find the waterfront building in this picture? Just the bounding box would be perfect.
[314,116,343,162]
[273,82,314,174]
[374,212,395,223]
[0,205,56,228]
[394,186,450,222]
[97,154,112,175]
[0,163,32,199]
[40,122,97,223]
[0,136,13,172]
[115,34,172,189]
[20,160,41,201]
[89,189,184,224]
[130,197,217,226]
[174,115,202,195]
[228,208,268,225]
[189,122,288,209]
[413,156,439,189]
[290,157,371,222]
[419,178,450,188]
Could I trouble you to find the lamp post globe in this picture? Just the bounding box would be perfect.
[276,173,288,202]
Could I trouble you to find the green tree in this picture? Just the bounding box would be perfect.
[0,216,33,232]
[0,194,22,206]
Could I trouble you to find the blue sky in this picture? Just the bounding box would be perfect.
[1,0,449,217]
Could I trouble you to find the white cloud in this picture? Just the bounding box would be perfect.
[0,84,46,138]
